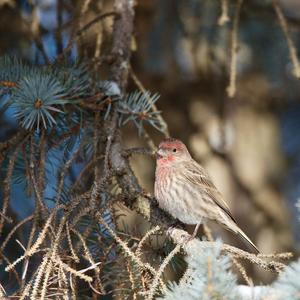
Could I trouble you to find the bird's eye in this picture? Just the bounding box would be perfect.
[173,148,177,153]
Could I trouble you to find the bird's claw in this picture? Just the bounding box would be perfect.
[166,226,176,236]
[183,234,195,244]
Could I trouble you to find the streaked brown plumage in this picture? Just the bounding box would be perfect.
[154,138,259,253]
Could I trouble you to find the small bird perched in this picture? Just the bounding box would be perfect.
[154,138,259,253]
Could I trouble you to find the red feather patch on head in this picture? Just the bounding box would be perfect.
[158,138,185,151]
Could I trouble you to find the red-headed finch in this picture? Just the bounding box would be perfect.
[154,138,259,253]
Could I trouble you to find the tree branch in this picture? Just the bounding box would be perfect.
[168,228,292,273]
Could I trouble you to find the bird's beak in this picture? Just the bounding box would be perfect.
[156,148,164,159]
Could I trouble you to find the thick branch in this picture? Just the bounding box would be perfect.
[110,0,135,92]
[110,133,142,201]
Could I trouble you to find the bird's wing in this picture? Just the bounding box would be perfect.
[182,159,236,223]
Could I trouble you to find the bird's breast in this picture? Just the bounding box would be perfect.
[154,166,200,224]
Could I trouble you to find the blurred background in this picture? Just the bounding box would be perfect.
[1,0,300,286]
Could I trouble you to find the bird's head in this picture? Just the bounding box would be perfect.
[156,138,191,165]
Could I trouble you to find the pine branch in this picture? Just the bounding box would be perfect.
[158,228,296,300]
[168,228,291,273]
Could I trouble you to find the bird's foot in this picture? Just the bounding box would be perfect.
[180,222,202,244]
[166,219,182,233]
[183,234,195,244]
[166,225,177,236]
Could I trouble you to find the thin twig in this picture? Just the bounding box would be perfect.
[227,0,243,98]
[37,130,46,199]
[272,0,300,78]
[55,142,83,205]
[136,226,161,257]
[29,136,48,216]
[126,260,138,300]
[29,3,50,64]
[1,253,21,286]
[66,222,79,262]
[5,205,63,272]
[56,12,118,61]
[96,213,167,291]
[0,215,33,251]
[147,243,181,300]
[77,12,119,37]
[123,147,155,158]
[231,257,252,286]
[218,0,230,26]
[0,131,28,167]
[130,66,170,138]
[0,145,20,236]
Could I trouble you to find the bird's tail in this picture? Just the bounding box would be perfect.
[234,225,259,254]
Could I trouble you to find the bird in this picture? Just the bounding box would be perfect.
[154,137,259,253]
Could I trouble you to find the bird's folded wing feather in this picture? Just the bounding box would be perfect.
[182,160,236,223]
